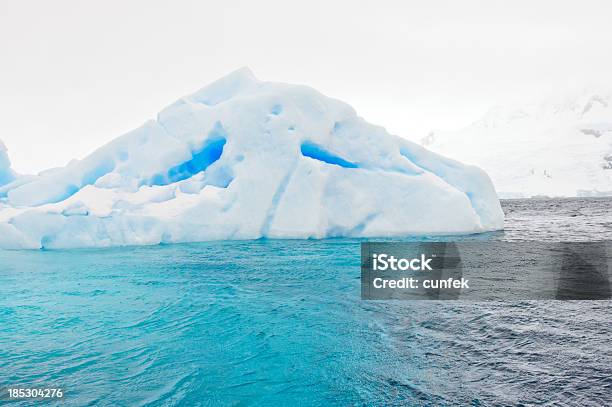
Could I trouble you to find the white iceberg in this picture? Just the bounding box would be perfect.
[0,68,503,249]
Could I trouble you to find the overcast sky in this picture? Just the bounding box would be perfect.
[1,0,611,173]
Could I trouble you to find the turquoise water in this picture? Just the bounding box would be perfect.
[0,240,411,405]
[1,199,611,405]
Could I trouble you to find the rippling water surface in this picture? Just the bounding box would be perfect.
[0,198,611,406]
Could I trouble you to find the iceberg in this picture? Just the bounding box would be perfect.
[0,140,15,187]
[0,68,503,249]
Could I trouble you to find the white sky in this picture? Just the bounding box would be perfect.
[1,0,611,173]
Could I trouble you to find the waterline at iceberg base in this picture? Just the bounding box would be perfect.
[0,68,503,249]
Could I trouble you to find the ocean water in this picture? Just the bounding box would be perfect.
[1,198,611,406]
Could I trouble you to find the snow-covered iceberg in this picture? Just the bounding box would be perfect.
[0,68,503,249]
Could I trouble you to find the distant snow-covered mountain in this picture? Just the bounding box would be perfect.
[422,89,612,198]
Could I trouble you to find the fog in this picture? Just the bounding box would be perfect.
[1,0,611,173]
